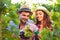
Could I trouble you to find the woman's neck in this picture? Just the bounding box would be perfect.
[39,20,43,25]
[38,21,44,31]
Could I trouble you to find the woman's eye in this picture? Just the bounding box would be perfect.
[39,13,41,15]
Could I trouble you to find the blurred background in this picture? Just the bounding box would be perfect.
[0,0,60,40]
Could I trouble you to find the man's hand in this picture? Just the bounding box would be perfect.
[12,33,16,38]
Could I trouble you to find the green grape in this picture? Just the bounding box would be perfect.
[24,26,30,31]
[24,26,33,38]
[24,31,32,37]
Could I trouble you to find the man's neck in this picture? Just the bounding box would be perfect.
[20,20,26,25]
[19,22,25,29]
[20,23,25,26]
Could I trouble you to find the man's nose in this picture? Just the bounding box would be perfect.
[25,16,29,19]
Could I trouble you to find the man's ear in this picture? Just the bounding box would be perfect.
[18,13,20,16]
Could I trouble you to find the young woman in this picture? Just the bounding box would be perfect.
[35,6,53,32]
[32,6,53,40]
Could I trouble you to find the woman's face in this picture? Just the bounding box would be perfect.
[36,10,44,21]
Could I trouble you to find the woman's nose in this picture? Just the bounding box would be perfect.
[36,15,40,18]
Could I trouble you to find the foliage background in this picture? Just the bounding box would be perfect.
[0,0,60,40]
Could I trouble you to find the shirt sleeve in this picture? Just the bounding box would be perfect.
[6,21,19,31]
[28,23,39,34]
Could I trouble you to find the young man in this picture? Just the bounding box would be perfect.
[18,6,34,40]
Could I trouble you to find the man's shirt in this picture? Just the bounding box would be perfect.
[7,19,39,35]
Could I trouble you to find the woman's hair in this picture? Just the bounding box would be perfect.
[35,9,52,28]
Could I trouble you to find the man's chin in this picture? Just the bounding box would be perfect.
[23,22,26,24]
[20,20,27,24]
[22,21,26,24]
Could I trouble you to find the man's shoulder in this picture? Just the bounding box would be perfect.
[27,19,36,27]
[27,19,34,24]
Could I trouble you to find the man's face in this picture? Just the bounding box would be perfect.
[18,11,30,24]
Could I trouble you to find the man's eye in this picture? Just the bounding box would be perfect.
[23,15,26,16]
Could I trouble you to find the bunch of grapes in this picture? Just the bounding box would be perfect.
[24,26,33,38]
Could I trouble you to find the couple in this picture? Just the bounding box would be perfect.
[17,5,53,40]
[8,5,53,40]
